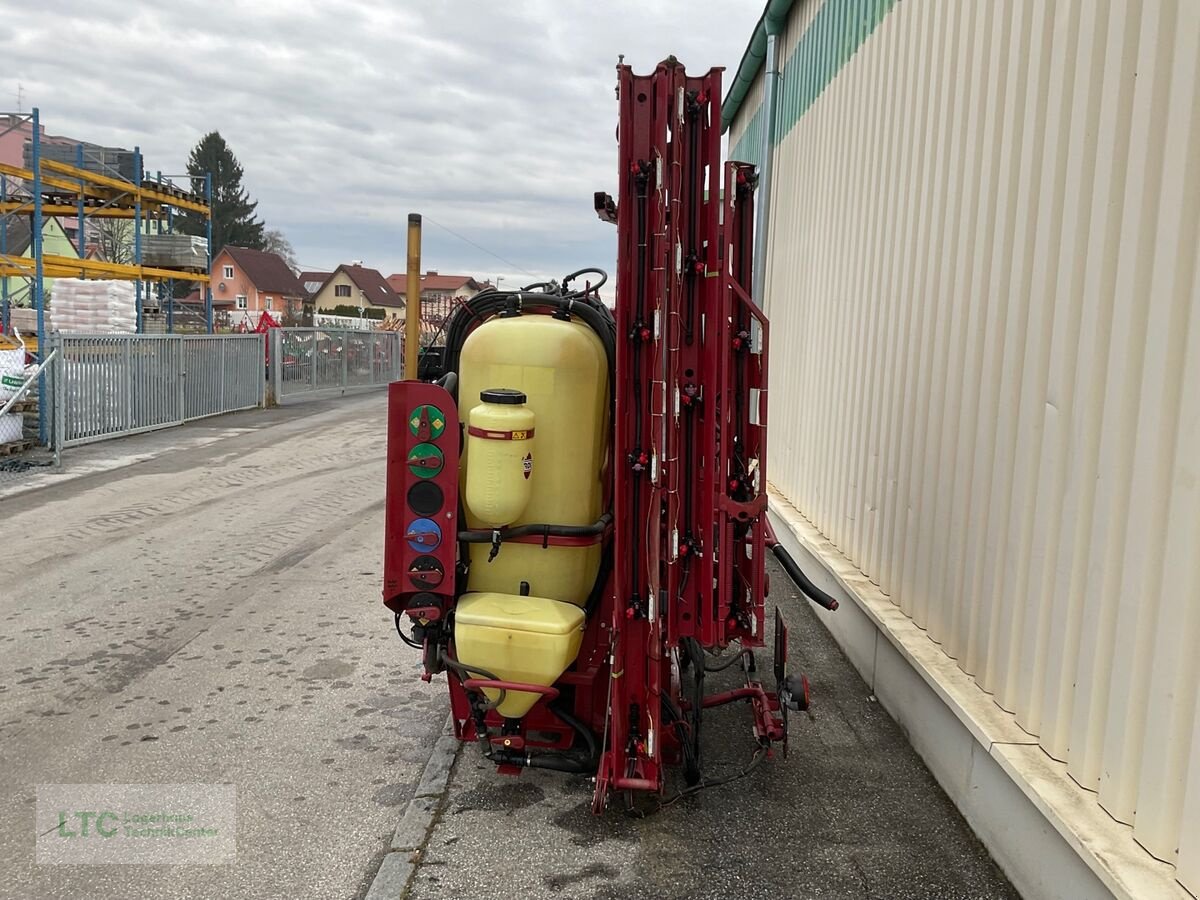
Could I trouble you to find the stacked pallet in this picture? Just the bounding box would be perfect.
[143,234,208,268]
[25,140,137,181]
[7,307,49,335]
[51,279,136,333]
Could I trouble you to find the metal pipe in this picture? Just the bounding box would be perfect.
[1,173,8,333]
[204,173,213,333]
[751,29,780,309]
[32,108,46,443]
[722,0,796,133]
[404,213,421,379]
[75,145,85,257]
[162,168,174,334]
[0,347,56,417]
[463,679,560,701]
[133,146,142,332]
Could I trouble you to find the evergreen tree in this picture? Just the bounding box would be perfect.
[179,132,265,254]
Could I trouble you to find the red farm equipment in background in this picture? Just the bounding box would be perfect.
[382,58,840,812]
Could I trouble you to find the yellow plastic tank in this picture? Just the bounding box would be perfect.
[464,389,535,527]
[459,314,609,605]
[453,591,586,717]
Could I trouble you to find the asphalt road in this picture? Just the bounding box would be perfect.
[0,394,445,899]
[410,565,1019,900]
[0,391,1017,899]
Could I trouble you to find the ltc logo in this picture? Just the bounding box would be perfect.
[56,811,119,838]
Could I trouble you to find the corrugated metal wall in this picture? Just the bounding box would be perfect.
[730,0,1200,889]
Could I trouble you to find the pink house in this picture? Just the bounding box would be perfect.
[211,246,307,326]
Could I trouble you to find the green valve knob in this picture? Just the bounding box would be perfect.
[409,405,446,441]
[407,442,444,479]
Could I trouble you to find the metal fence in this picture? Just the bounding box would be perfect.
[270,327,401,401]
[54,333,265,448]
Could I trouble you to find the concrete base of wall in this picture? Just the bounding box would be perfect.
[768,489,1187,900]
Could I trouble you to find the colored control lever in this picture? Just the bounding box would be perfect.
[415,406,432,441]
[409,454,441,470]
[405,529,440,546]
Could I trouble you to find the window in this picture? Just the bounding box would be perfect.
[236,295,247,310]
[265,297,273,310]
[223,265,234,279]
[335,284,351,298]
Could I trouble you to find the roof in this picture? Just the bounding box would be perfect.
[328,264,405,308]
[1,218,32,256]
[385,271,484,298]
[219,246,306,297]
[298,270,331,298]
[0,218,75,259]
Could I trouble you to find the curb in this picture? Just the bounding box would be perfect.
[365,713,462,900]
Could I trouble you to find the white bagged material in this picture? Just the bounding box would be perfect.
[51,279,138,334]
[0,336,26,402]
[0,413,23,443]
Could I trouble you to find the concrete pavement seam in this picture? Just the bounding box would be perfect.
[365,712,462,900]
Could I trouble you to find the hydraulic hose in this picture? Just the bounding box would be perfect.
[438,652,508,710]
[768,543,840,612]
[441,284,616,386]
[549,701,599,764]
[561,267,608,293]
[435,370,458,400]
[457,513,612,544]
[490,749,594,774]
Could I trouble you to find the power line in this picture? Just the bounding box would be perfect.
[422,215,536,277]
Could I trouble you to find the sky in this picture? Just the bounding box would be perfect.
[1,0,758,290]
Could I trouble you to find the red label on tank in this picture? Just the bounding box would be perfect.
[523,453,533,480]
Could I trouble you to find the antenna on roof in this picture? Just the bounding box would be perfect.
[15,83,25,114]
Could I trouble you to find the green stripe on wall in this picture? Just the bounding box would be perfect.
[730,0,897,165]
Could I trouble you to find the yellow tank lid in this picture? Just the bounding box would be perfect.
[455,592,585,636]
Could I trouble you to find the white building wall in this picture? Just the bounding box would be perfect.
[731,0,1200,892]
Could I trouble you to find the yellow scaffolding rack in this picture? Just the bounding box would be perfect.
[0,107,215,346]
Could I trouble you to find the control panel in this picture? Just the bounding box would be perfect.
[383,381,459,620]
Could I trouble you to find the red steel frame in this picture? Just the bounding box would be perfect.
[600,60,779,806]
[384,59,790,812]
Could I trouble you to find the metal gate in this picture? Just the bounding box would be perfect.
[55,333,265,448]
[270,327,401,401]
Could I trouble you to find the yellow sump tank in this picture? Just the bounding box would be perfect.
[464,389,535,527]
[459,313,609,605]
[453,591,585,718]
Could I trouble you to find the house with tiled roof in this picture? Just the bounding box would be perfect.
[385,270,486,304]
[0,217,81,310]
[298,270,331,301]
[211,246,308,325]
[311,264,405,319]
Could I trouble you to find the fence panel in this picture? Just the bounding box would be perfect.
[58,335,183,447]
[272,327,401,400]
[183,334,264,421]
[56,333,265,448]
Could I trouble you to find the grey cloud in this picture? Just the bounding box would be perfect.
[4,0,753,283]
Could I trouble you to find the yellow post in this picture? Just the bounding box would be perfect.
[405,213,422,380]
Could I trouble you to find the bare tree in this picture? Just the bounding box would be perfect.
[262,227,297,270]
[94,219,134,264]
